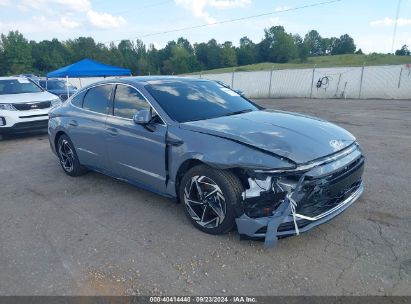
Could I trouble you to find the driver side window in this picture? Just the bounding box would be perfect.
[113,85,150,119]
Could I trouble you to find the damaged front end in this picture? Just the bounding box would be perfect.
[235,143,365,247]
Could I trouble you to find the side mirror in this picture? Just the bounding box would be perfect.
[133,109,151,125]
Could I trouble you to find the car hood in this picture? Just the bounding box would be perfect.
[180,110,356,164]
[0,91,58,104]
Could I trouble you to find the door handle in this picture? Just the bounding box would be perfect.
[69,120,78,127]
[166,137,184,146]
[107,127,118,136]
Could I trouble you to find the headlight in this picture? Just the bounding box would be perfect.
[0,103,16,111]
[273,177,299,193]
[243,175,301,218]
[50,98,62,107]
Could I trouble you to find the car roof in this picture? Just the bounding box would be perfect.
[86,76,210,87]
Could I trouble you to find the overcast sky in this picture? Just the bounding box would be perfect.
[0,0,410,53]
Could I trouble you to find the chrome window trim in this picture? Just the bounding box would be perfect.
[70,83,113,117]
[70,82,166,125]
[111,83,165,125]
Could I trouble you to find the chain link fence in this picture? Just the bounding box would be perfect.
[189,64,411,99]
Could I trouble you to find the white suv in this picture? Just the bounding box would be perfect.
[0,77,61,137]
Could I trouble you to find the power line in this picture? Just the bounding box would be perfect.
[391,0,402,53]
[103,0,343,45]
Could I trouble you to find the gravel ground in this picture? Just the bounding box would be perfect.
[0,98,410,296]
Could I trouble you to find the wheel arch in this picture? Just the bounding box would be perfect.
[174,158,249,202]
[54,130,68,153]
[174,159,204,200]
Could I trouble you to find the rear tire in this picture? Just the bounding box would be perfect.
[179,164,243,235]
[57,134,87,177]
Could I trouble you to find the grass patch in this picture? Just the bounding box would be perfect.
[194,54,411,75]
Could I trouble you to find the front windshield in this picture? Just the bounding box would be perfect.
[145,80,259,122]
[0,79,43,95]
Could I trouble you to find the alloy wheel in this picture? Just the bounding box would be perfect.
[183,175,226,228]
[58,139,74,172]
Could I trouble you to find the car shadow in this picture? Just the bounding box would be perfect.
[0,130,48,142]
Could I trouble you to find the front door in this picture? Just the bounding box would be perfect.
[105,84,167,193]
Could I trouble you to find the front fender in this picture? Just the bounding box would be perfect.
[166,126,295,196]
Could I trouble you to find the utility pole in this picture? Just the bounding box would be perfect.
[268,66,274,98]
[358,62,365,99]
[391,0,402,53]
[310,65,316,99]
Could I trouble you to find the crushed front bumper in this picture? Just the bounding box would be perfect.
[235,144,365,247]
[236,181,364,247]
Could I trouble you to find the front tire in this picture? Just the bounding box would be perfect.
[57,134,87,177]
[179,165,243,235]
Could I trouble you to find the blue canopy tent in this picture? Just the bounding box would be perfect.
[47,58,131,78]
[47,59,132,97]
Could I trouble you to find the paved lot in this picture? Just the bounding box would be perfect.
[0,98,410,296]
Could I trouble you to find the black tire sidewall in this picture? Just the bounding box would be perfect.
[179,165,241,235]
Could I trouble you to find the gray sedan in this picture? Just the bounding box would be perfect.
[48,77,364,246]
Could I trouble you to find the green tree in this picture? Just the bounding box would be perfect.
[147,43,161,75]
[331,34,356,55]
[107,42,123,67]
[236,36,257,65]
[395,45,410,56]
[177,37,194,54]
[221,41,237,67]
[259,26,297,63]
[66,37,96,61]
[94,43,112,64]
[304,30,324,56]
[118,39,138,73]
[0,25,360,75]
[355,48,364,55]
[194,42,208,69]
[0,44,4,75]
[158,40,177,74]
[321,37,333,55]
[31,39,70,73]
[294,34,309,61]
[205,39,223,69]
[162,45,199,74]
[0,31,33,74]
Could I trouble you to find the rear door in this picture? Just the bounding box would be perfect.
[105,84,168,193]
[67,84,113,171]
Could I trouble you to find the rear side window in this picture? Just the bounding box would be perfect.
[71,90,87,107]
[82,85,112,114]
[113,85,149,119]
